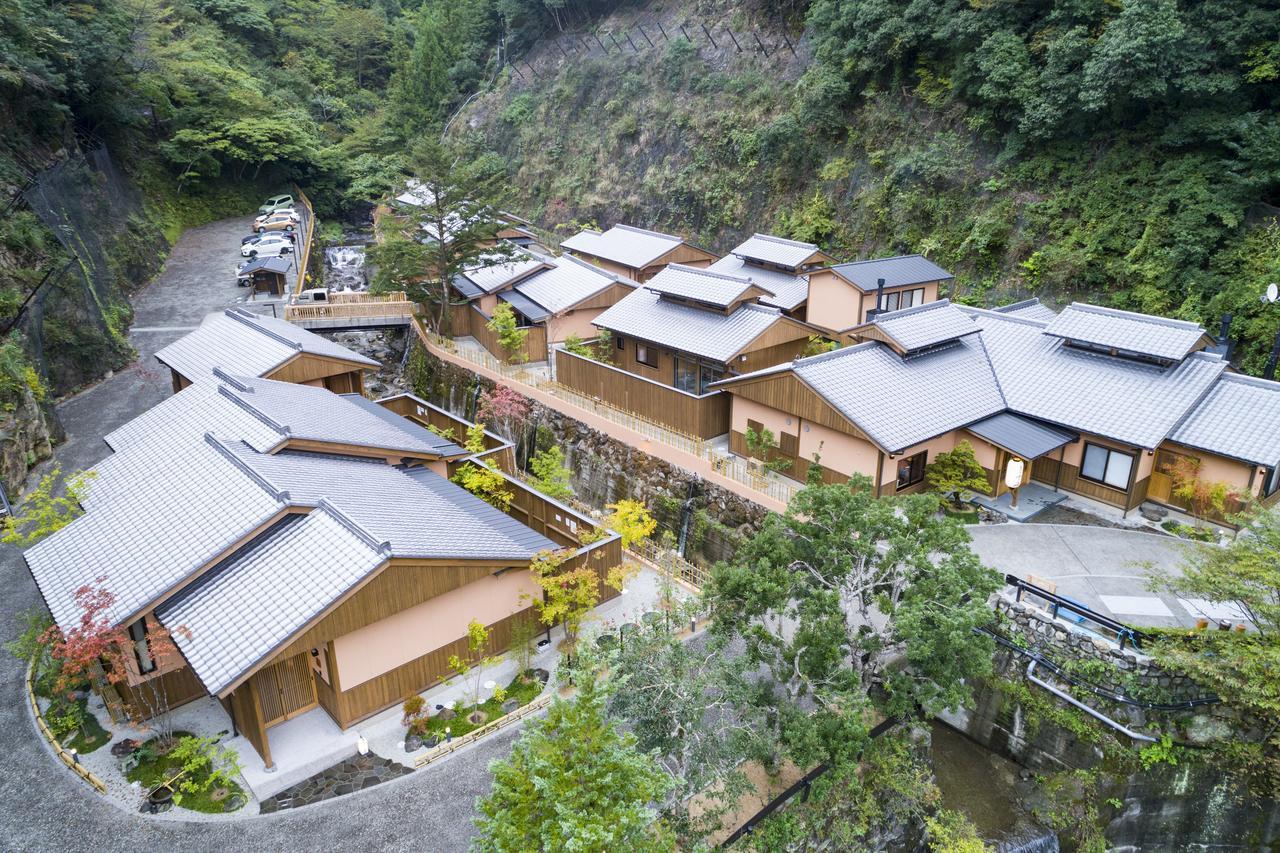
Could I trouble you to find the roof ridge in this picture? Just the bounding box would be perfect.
[204,434,291,503]
[835,254,925,269]
[211,367,253,392]
[993,298,1045,313]
[224,308,303,351]
[562,252,624,281]
[1060,302,1206,332]
[216,383,290,435]
[747,233,817,249]
[874,297,954,322]
[613,223,683,241]
[661,263,753,284]
[795,340,877,366]
[315,497,391,556]
[960,305,1050,329]
[1216,371,1280,390]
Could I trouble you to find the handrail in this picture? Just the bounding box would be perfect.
[1025,660,1156,743]
[1005,573,1154,651]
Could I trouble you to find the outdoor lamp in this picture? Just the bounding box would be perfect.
[356,733,369,755]
[1005,457,1026,509]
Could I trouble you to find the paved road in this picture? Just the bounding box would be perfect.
[0,218,500,852]
[967,523,1203,629]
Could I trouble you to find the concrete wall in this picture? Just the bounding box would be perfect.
[332,569,538,689]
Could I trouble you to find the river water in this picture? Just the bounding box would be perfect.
[323,244,367,292]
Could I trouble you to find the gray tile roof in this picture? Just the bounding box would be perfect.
[1170,373,1280,465]
[338,394,467,457]
[457,251,550,295]
[793,336,1006,452]
[865,300,981,352]
[155,308,378,382]
[730,234,820,269]
[644,264,770,309]
[157,505,389,695]
[830,254,955,291]
[561,224,685,268]
[593,286,787,363]
[225,443,557,560]
[1043,303,1208,362]
[26,434,288,630]
[969,308,1227,448]
[966,412,1077,459]
[993,298,1058,323]
[512,252,631,316]
[707,255,809,311]
[240,256,291,275]
[500,290,551,323]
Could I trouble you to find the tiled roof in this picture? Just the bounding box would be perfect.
[511,252,630,316]
[225,443,557,560]
[966,412,1077,459]
[794,336,1006,452]
[1043,303,1208,362]
[864,300,980,352]
[1170,373,1280,465]
[155,308,378,382]
[969,308,1227,448]
[993,298,1058,323]
[240,256,291,275]
[644,264,770,309]
[457,251,550,295]
[830,254,955,291]
[708,255,809,311]
[593,286,787,363]
[27,435,288,630]
[158,505,389,695]
[561,224,685,268]
[336,394,467,457]
[730,234,820,269]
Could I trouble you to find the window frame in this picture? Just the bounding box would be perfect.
[896,450,927,489]
[673,357,699,393]
[635,342,659,368]
[128,618,157,675]
[1079,442,1135,491]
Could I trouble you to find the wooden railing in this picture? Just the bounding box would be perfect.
[292,184,316,295]
[414,693,553,769]
[554,347,730,439]
[283,292,415,323]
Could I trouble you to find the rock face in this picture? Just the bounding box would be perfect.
[0,387,63,498]
[398,342,769,566]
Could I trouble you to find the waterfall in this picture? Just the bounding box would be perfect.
[676,481,698,558]
[997,829,1060,853]
[323,245,367,292]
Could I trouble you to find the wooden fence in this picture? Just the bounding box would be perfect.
[449,303,549,365]
[414,693,553,769]
[26,664,108,794]
[292,184,316,295]
[554,347,730,439]
[284,291,415,324]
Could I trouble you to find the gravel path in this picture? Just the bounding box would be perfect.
[0,218,505,852]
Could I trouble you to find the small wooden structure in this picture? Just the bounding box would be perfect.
[239,256,291,298]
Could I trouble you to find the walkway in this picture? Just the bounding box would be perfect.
[967,524,1209,629]
[0,217,526,852]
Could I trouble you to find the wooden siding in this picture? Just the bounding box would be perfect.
[725,373,874,443]
[729,429,850,485]
[555,348,730,438]
[114,664,206,720]
[227,681,272,768]
[456,304,549,364]
[736,336,812,373]
[565,281,636,313]
[377,395,515,472]
[267,353,372,386]
[1031,456,1136,508]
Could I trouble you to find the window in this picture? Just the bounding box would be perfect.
[128,619,156,675]
[616,335,625,350]
[1080,443,1134,490]
[674,358,699,393]
[636,343,658,368]
[896,451,927,489]
[882,287,927,313]
[698,366,724,395]
[1264,466,1280,498]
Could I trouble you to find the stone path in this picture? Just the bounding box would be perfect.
[259,755,414,813]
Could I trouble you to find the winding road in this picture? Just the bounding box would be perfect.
[0,219,501,852]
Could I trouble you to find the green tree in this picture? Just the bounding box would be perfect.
[526,548,599,654]
[447,618,496,721]
[744,425,791,474]
[528,445,573,501]
[486,303,529,364]
[3,466,94,547]
[925,441,992,509]
[368,138,515,336]
[708,477,1000,765]
[474,650,675,852]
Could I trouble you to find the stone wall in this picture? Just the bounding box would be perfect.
[0,387,62,498]
[397,340,768,565]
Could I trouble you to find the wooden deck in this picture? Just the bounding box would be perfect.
[283,291,415,329]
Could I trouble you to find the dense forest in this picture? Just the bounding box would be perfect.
[2,0,1280,390]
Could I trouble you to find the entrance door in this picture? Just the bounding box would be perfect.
[1149,449,1193,508]
[253,654,318,727]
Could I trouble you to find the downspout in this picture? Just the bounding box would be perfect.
[1025,661,1156,743]
[875,450,885,498]
[1122,445,1140,518]
[1054,444,1065,492]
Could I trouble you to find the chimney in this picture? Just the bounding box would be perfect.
[870,278,886,321]
[1264,328,1280,381]
[1218,313,1233,344]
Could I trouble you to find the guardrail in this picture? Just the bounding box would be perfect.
[292,185,316,295]
[413,693,553,769]
[1005,573,1152,651]
[25,664,108,794]
[283,297,415,323]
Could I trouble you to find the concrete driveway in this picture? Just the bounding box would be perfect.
[967,524,1210,630]
[1,217,500,852]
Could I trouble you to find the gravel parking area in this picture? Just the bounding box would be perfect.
[0,216,506,852]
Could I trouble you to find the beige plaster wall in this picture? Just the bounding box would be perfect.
[547,308,607,344]
[804,271,863,333]
[333,569,538,689]
[884,432,965,488]
[477,294,498,315]
[798,420,882,479]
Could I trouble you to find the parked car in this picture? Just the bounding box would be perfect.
[254,209,300,228]
[255,214,298,235]
[241,233,294,258]
[294,287,329,303]
[242,229,296,246]
[258,194,295,215]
